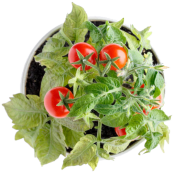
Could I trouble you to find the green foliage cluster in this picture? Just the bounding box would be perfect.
[3,3,170,171]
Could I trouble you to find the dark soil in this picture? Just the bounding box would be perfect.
[25,21,159,152]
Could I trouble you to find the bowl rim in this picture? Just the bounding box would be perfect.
[20,17,160,158]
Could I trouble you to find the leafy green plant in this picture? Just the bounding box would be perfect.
[3,2,170,171]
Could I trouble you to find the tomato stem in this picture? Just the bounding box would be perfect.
[101,62,111,76]
[97,120,102,148]
[124,66,150,79]
[147,123,154,137]
[84,60,101,76]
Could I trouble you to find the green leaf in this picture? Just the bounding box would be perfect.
[103,138,131,154]
[35,52,62,68]
[134,71,144,88]
[80,21,102,43]
[154,73,164,90]
[15,126,40,148]
[110,18,124,29]
[34,50,71,68]
[130,24,141,40]
[128,50,144,64]
[52,31,66,40]
[96,76,121,98]
[85,83,109,95]
[107,70,118,78]
[96,76,120,89]
[157,122,170,152]
[53,47,71,56]
[3,94,47,129]
[125,114,145,138]
[153,87,161,98]
[42,37,65,53]
[94,103,124,115]
[87,37,104,54]
[84,83,114,105]
[35,120,66,165]
[86,66,102,82]
[122,31,139,50]
[40,64,76,101]
[63,3,88,43]
[55,116,93,132]
[145,69,157,88]
[147,109,170,128]
[101,113,128,127]
[88,155,99,171]
[63,126,84,149]
[40,65,75,100]
[101,24,126,45]
[131,25,152,49]
[97,148,113,160]
[127,126,147,140]
[144,132,162,152]
[74,86,86,98]
[67,94,99,117]
[140,25,153,49]
[74,112,99,127]
[62,135,97,169]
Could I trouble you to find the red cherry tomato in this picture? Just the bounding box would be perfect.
[140,84,145,88]
[99,43,127,70]
[68,42,97,70]
[115,127,126,136]
[44,87,74,118]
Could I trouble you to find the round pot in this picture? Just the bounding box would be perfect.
[20,17,160,158]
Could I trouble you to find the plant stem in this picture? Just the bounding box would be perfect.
[97,120,102,149]
[60,29,73,47]
[101,62,111,76]
[84,61,101,76]
[124,65,150,79]
[135,98,150,111]
[147,123,154,138]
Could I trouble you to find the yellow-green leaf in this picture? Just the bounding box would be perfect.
[3,94,47,129]
[62,135,97,169]
[35,120,66,165]
[63,3,88,43]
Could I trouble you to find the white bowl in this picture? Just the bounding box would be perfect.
[20,17,160,158]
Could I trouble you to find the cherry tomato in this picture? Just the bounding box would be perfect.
[99,44,127,70]
[44,87,74,118]
[115,127,126,136]
[68,42,97,70]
